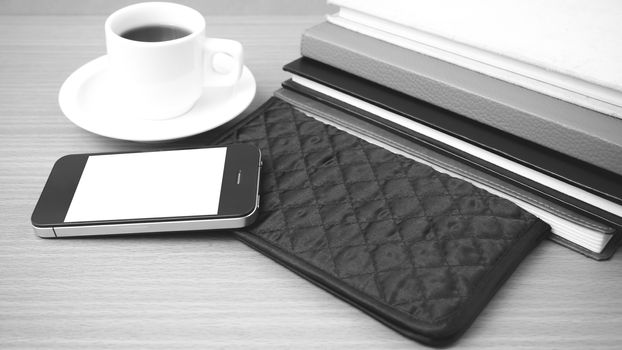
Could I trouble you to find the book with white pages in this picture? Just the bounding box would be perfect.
[327,0,622,119]
[300,22,622,176]
[280,59,622,259]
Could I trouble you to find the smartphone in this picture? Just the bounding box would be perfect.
[31,144,261,238]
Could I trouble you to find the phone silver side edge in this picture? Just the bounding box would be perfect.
[32,202,259,238]
[34,146,263,238]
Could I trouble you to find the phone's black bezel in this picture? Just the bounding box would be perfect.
[31,144,261,228]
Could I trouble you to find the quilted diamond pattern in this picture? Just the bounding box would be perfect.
[218,99,541,326]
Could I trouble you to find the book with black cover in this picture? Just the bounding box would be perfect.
[281,57,622,259]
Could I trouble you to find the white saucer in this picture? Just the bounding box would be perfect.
[59,55,256,142]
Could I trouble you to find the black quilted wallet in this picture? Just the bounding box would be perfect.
[210,97,550,346]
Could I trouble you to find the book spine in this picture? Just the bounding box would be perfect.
[300,23,622,176]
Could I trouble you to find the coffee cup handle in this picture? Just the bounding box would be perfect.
[203,38,244,87]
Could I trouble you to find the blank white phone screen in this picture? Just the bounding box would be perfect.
[64,148,227,222]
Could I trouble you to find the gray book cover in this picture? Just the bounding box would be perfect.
[301,22,622,176]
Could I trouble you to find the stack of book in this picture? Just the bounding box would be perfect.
[279,0,622,259]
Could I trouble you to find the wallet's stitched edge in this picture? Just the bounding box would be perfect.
[438,219,549,342]
[234,219,549,347]
[210,97,551,345]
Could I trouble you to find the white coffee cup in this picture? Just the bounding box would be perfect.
[105,2,243,120]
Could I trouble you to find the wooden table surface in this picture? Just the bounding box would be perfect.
[1,15,621,349]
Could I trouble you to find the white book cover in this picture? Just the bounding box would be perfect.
[328,0,622,118]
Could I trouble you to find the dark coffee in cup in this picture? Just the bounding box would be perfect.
[105,2,244,120]
[121,25,191,42]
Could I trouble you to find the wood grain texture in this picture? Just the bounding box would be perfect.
[1,15,621,350]
[0,0,334,15]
